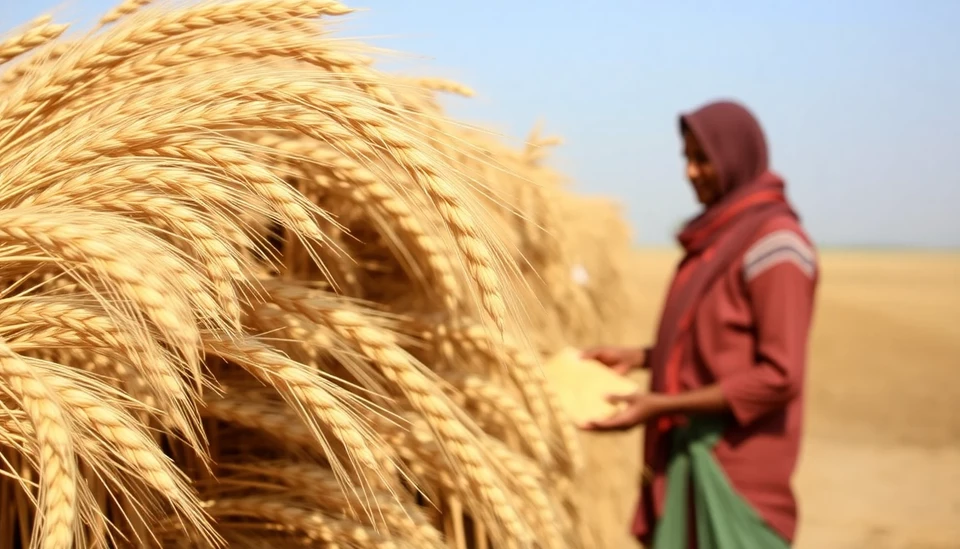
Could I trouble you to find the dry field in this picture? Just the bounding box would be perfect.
[578,249,960,549]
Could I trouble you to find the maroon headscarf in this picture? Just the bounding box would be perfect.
[680,100,770,195]
[648,100,797,429]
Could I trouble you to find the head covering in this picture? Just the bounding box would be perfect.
[680,100,770,195]
[673,100,791,255]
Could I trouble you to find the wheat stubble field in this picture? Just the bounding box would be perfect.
[579,249,960,549]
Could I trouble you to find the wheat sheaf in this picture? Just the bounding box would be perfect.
[0,1,643,548]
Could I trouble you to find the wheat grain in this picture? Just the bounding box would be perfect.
[452,323,584,475]
[0,207,208,374]
[250,134,462,310]
[26,362,217,547]
[0,1,354,144]
[18,65,507,331]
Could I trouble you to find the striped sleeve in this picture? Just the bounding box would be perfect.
[721,226,818,426]
[742,229,816,282]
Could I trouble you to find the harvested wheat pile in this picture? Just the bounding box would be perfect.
[0,2,646,548]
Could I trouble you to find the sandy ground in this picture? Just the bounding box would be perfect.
[574,250,960,548]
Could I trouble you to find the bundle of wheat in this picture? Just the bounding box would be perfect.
[0,1,646,548]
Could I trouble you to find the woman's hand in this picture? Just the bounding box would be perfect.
[578,385,732,432]
[578,391,667,432]
[580,345,646,376]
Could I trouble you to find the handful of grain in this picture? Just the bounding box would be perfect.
[542,346,640,425]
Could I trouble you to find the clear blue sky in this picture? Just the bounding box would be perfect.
[5,0,959,248]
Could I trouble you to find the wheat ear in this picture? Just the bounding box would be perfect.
[25,361,217,547]
[258,282,531,544]
[440,372,552,468]
[0,16,69,66]
[202,335,392,487]
[0,340,77,549]
[96,0,154,28]
[17,68,507,332]
[220,461,445,549]
[201,497,414,549]
[0,297,202,447]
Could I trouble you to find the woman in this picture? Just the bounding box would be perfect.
[580,100,818,548]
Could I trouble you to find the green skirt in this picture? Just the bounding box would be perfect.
[651,416,791,549]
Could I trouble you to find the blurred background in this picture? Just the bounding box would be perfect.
[6,1,958,547]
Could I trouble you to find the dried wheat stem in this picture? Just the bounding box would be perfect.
[9,132,331,256]
[0,0,354,145]
[251,134,462,310]
[202,394,399,498]
[25,185,247,325]
[203,396,318,449]
[87,26,380,98]
[315,152,461,310]
[404,77,475,99]
[256,79,506,331]
[35,369,215,543]
[16,70,507,331]
[0,43,69,85]
[484,440,567,549]
[8,158,252,221]
[372,413,559,547]
[248,305,394,399]
[450,323,583,474]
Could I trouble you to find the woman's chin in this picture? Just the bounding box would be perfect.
[694,193,713,206]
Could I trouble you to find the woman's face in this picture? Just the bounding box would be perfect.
[683,130,721,206]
